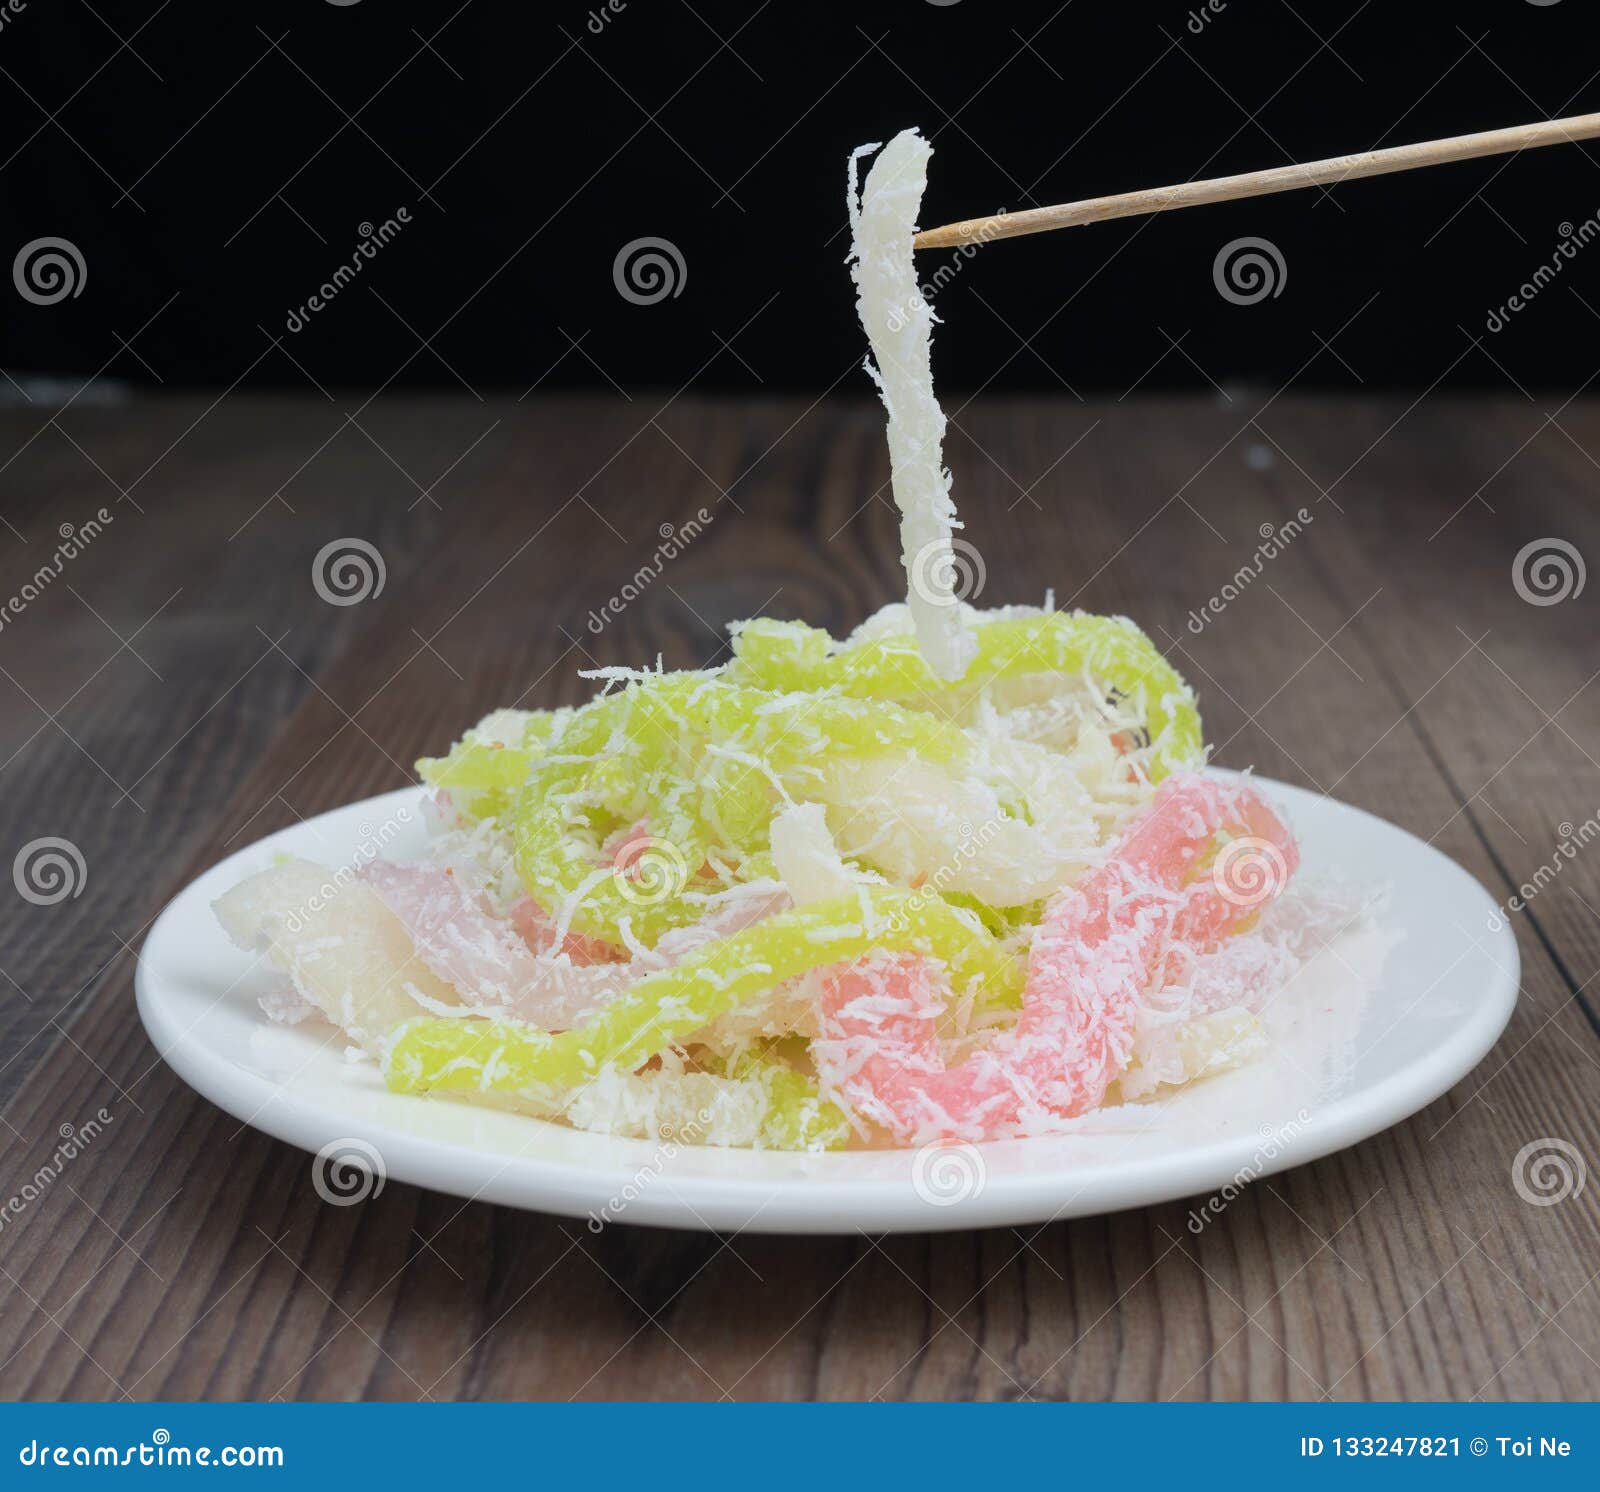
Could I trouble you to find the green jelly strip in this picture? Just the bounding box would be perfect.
[419,742,536,793]
[705,1046,853,1150]
[508,678,717,946]
[511,675,970,944]
[515,755,709,947]
[755,1065,853,1150]
[385,888,1023,1093]
[417,710,572,821]
[499,1051,848,1152]
[731,613,1203,779]
[710,1043,857,1146]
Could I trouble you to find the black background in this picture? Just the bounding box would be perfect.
[5,0,1600,395]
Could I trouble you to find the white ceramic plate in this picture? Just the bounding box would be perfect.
[136,777,1518,1234]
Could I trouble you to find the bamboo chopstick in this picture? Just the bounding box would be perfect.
[912,111,1600,251]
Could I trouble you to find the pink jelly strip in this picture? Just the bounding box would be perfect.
[815,773,1300,1143]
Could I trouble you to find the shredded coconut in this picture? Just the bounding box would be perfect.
[849,130,978,681]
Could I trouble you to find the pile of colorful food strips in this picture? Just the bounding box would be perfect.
[216,129,1357,1150]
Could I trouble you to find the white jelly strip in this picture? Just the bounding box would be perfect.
[849,128,978,681]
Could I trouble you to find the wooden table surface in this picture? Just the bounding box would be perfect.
[1,391,1597,1401]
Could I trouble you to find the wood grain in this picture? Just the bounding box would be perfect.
[0,393,1596,1402]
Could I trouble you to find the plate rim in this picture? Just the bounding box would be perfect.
[135,778,1521,1233]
